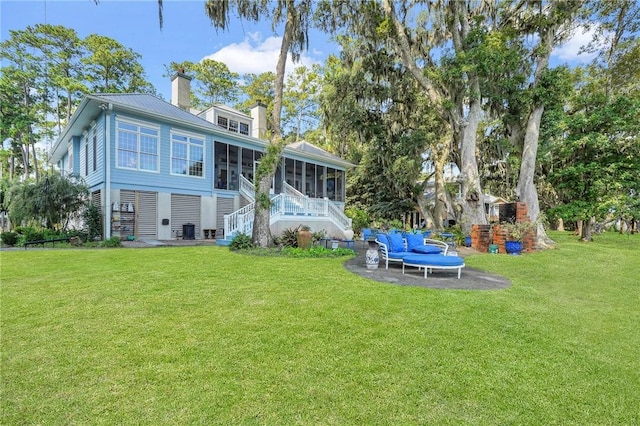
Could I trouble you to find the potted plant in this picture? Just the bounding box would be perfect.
[465,235,472,247]
[312,229,327,246]
[502,221,536,255]
[297,225,313,250]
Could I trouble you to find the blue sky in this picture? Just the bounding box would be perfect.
[2,0,598,102]
[1,0,335,100]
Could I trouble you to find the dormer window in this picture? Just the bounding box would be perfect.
[216,113,250,136]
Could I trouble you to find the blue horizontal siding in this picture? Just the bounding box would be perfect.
[84,115,105,188]
[109,112,214,197]
[75,108,347,198]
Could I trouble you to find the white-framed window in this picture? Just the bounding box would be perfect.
[171,132,204,177]
[116,119,159,172]
[217,114,250,136]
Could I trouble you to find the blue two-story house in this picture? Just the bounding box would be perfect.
[50,72,353,242]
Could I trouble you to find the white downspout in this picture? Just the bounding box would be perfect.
[104,103,113,239]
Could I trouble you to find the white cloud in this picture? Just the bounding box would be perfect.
[202,32,319,76]
[552,26,600,64]
[247,31,262,43]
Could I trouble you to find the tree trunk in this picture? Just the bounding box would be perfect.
[21,143,29,178]
[251,6,293,248]
[458,94,487,233]
[516,104,554,249]
[432,141,449,231]
[252,174,275,248]
[581,217,595,241]
[417,195,435,229]
[31,141,39,181]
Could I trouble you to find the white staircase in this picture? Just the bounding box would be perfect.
[220,181,352,244]
[239,175,255,202]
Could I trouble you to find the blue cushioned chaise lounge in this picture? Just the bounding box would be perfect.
[376,233,464,278]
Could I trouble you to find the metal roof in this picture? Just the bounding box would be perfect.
[286,141,354,168]
[89,93,216,128]
[50,93,352,168]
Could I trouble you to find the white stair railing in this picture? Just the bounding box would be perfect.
[223,203,254,238]
[283,181,305,198]
[239,175,255,202]
[327,198,352,229]
[224,193,352,239]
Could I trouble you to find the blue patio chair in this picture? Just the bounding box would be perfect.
[439,232,456,250]
[361,228,374,248]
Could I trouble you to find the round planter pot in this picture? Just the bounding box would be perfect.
[505,240,523,255]
[297,230,313,250]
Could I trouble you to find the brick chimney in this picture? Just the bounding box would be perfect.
[250,101,267,140]
[171,69,192,111]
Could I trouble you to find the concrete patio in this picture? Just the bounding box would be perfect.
[343,244,511,290]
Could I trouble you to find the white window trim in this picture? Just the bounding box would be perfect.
[215,113,250,136]
[83,134,89,177]
[67,143,73,175]
[91,126,97,173]
[115,117,160,173]
[170,130,206,179]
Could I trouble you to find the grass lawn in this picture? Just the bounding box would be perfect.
[1,231,638,424]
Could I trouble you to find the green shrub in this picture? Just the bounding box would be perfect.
[20,226,45,242]
[229,233,254,251]
[279,226,300,248]
[234,246,354,258]
[280,246,355,258]
[100,236,121,248]
[0,231,18,246]
[388,219,403,231]
[446,224,466,246]
[82,203,103,241]
[43,229,64,240]
[345,208,370,236]
[65,229,90,242]
[312,230,327,244]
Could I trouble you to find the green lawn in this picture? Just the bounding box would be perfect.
[1,232,638,425]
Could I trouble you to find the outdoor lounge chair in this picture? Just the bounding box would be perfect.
[404,233,449,255]
[375,233,413,269]
[402,254,465,279]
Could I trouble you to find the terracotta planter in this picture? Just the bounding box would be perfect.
[297,229,313,250]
